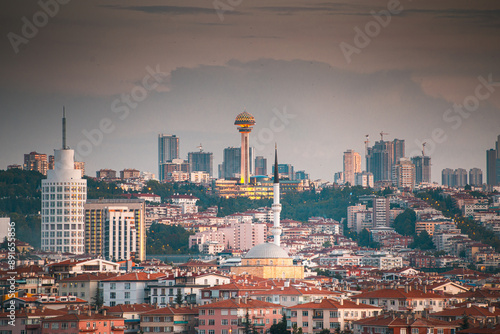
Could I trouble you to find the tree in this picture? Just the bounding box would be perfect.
[411,230,435,250]
[322,241,332,248]
[319,329,330,334]
[392,209,416,236]
[175,289,184,305]
[270,312,288,334]
[459,315,470,330]
[92,287,104,310]
[292,324,303,334]
[244,312,253,334]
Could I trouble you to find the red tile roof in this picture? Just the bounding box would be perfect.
[198,298,281,309]
[288,298,381,310]
[142,305,198,315]
[101,272,165,282]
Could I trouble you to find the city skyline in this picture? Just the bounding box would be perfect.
[1,1,500,182]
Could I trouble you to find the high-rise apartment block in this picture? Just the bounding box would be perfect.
[442,168,468,188]
[103,207,137,261]
[41,112,87,254]
[411,155,431,184]
[188,150,213,177]
[393,158,415,190]
[120,168,140,179]
[158,134,180,181]
[442,168,454,187]
[222,147,241,179]
[24,151,48,175]
[343,149,361,186]
[454,168,468,188]
[74,161,85,177]
[255,156,267,176]
[96,169,117,179]
[355,172,374,188]
[274,164,295,181]
[469,168,483,186]
[366,138,405,182]
[486,135,500,187]
[373,197,390,228]
[85,199,146,261]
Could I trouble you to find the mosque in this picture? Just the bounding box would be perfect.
[231,111,304,280]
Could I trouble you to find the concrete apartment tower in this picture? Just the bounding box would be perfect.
[41,109,87,254]
[343,149,361,185]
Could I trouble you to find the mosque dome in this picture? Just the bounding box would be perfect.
[245,243,290,259]
[234,111,256,126]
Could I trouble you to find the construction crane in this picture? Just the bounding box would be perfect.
[364,135,370,155]
[380,131,389,141]
[422,142,427,157]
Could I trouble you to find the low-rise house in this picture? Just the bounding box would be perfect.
[250,286,341,307]
[197,298,283,334]
[430,304,500,323]
[106,303,156,334]
[58,272,118,302]
[353,315,456,334]
[47,258,122,279]
[101,272,165,306]
[287,298,382,332]
[140,305,198,334]
[351,287,448,313]
[0,308,67,334]
[147,272,230,306]
[40,311,126,334]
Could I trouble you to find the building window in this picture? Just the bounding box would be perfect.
[110,292,116,299]
[208,310,215,315]
[209,320,215,326]
[125,292,131,299]
[302,311,308,317]
[302,322,309,327]
[412,329,419,334]
[110,283,116,290]
[221,319,228,325]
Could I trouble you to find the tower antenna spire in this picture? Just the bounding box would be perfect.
[274,143,279,183]
[62,106,67,149]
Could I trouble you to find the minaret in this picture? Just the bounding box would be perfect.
[271,144,282,247]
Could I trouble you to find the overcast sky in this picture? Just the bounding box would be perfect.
[1,0,499,182]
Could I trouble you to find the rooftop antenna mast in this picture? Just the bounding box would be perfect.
[197,143,203,152]
[62,106,67,149]
[422,142,427,157]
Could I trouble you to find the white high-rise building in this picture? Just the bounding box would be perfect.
[41,111,87,254]
[104,207,137,261]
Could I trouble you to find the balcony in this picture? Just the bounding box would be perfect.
[174,321,189,324]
